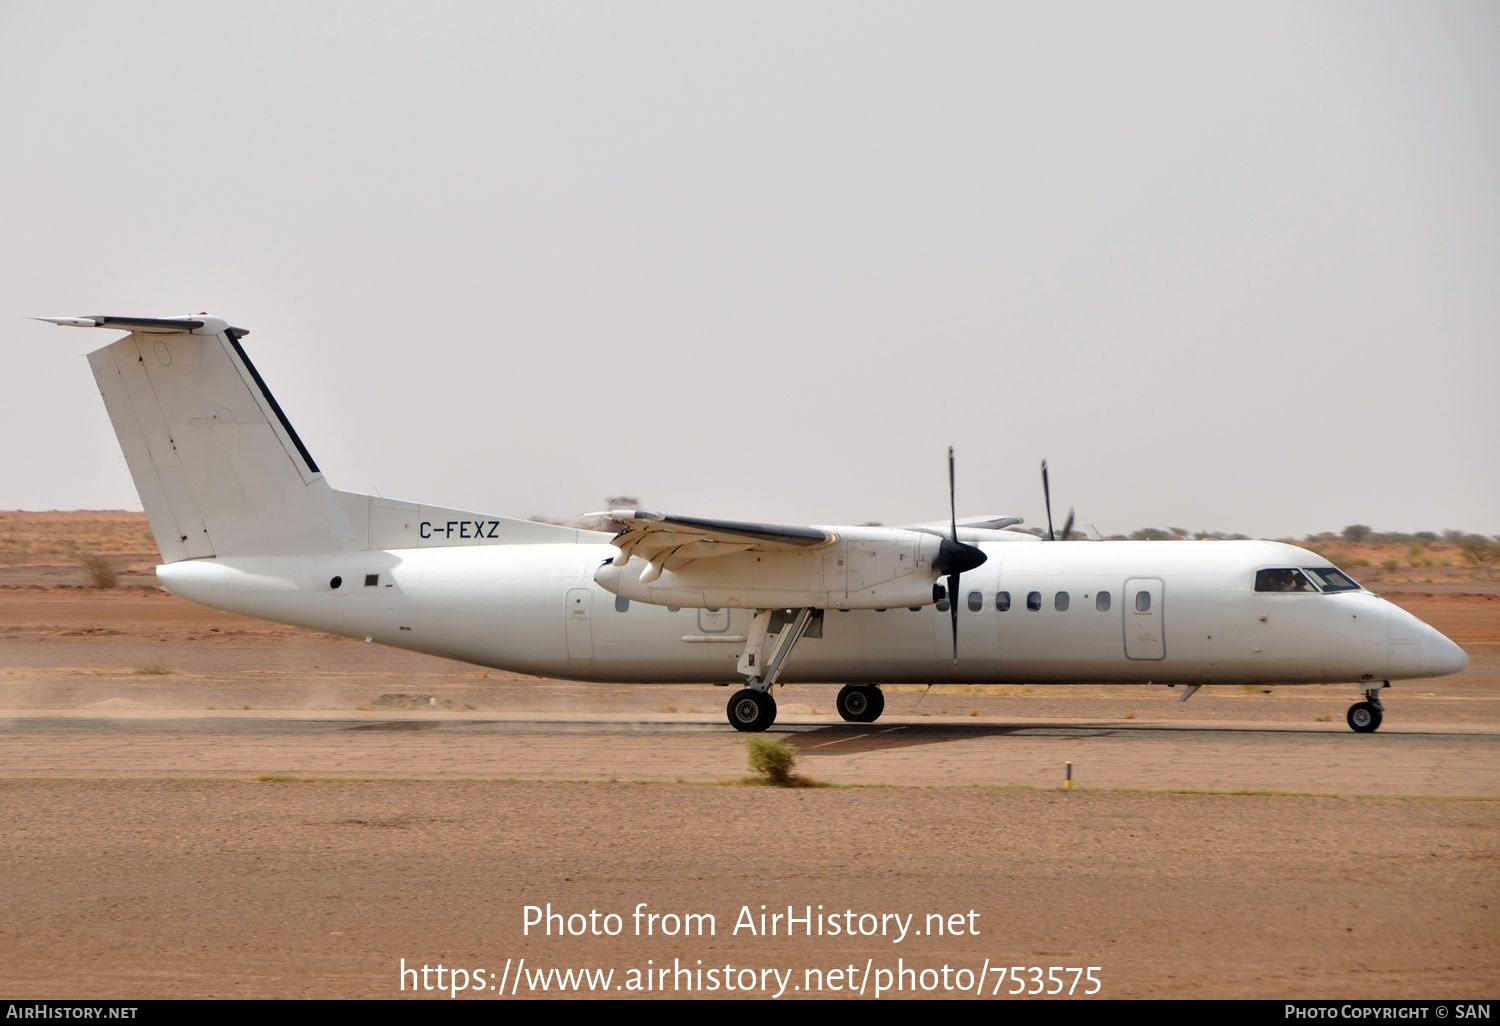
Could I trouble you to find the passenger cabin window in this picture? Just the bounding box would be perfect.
[935,587,950,612]
[967,590,983,612]
[614,595,630,612]
[1026,591,1042,611]
[1054,591,1070,612]
[1255,568,1315,593]
[995,591,1011,612]
[1096,591,1111,612]
[1303,566,1361,593]
[1135,591,1151,612]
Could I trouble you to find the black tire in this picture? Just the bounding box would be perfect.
[836,684,885,724]
[836,684,869,722]
[1346,701,1382,733]
[727,688,777,732]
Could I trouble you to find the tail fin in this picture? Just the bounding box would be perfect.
[38,314,356,562]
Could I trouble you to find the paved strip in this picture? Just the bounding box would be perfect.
[1,713,1495,796]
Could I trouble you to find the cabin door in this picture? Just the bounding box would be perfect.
[1123,578,1165,660]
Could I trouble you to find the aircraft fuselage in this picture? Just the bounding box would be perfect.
[156,538,1465,688]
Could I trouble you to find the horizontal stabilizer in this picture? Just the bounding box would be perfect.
[34,314,247,337]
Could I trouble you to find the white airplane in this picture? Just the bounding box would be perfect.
[36,313,1469,733]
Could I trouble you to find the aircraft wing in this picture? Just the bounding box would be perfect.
[589,510,837,579]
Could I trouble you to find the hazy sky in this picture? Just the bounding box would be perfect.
[4,1,1497,541]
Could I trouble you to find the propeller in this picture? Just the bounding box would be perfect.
[1041,459,1075,542]
[932,447,987,663]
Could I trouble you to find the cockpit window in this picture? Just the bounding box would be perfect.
[1303,566,1362,593]
[1255,568,1316,593]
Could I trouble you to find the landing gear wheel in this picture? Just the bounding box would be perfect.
[727,688,777,732]
[836,684,885,723]
[1346,701,1382,733]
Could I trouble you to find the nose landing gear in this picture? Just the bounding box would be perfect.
[1346,682,1387,733]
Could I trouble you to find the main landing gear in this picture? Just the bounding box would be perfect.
[725,608,816,733]
[727,688,777,732]
[1346,682,1387,733]
[726,682,889,732]
[723,608,888,732]
[836,683,885,724]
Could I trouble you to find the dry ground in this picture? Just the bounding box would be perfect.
[0,513,1496,1001]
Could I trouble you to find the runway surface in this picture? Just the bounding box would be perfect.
[4,711,1497,797]
[2,587,1496,999]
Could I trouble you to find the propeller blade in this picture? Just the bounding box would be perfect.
[1042,459,1055,541]
[950,446,958,663]
[940,447,987,663]
[948,571,960,664]
[1060,507,1075,542]
[948,446,958,542]
[950,447,960,663]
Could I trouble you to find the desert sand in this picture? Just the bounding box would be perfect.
[0,514,1496,1001]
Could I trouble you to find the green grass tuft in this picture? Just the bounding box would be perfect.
[744,736,825,787]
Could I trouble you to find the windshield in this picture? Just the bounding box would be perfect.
[1255,566,1363,593]
[1302,566,1362,593]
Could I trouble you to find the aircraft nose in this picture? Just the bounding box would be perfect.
[1424,626,1469,677]
[1385,602,1468,679]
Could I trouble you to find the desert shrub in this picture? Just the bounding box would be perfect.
[79,553,118,589]
[1455,535,1498,566]
[747,736,797,786]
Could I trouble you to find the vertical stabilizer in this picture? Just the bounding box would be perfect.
[43,315,356,561]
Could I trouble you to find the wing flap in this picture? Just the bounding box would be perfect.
[592,509,837,571]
